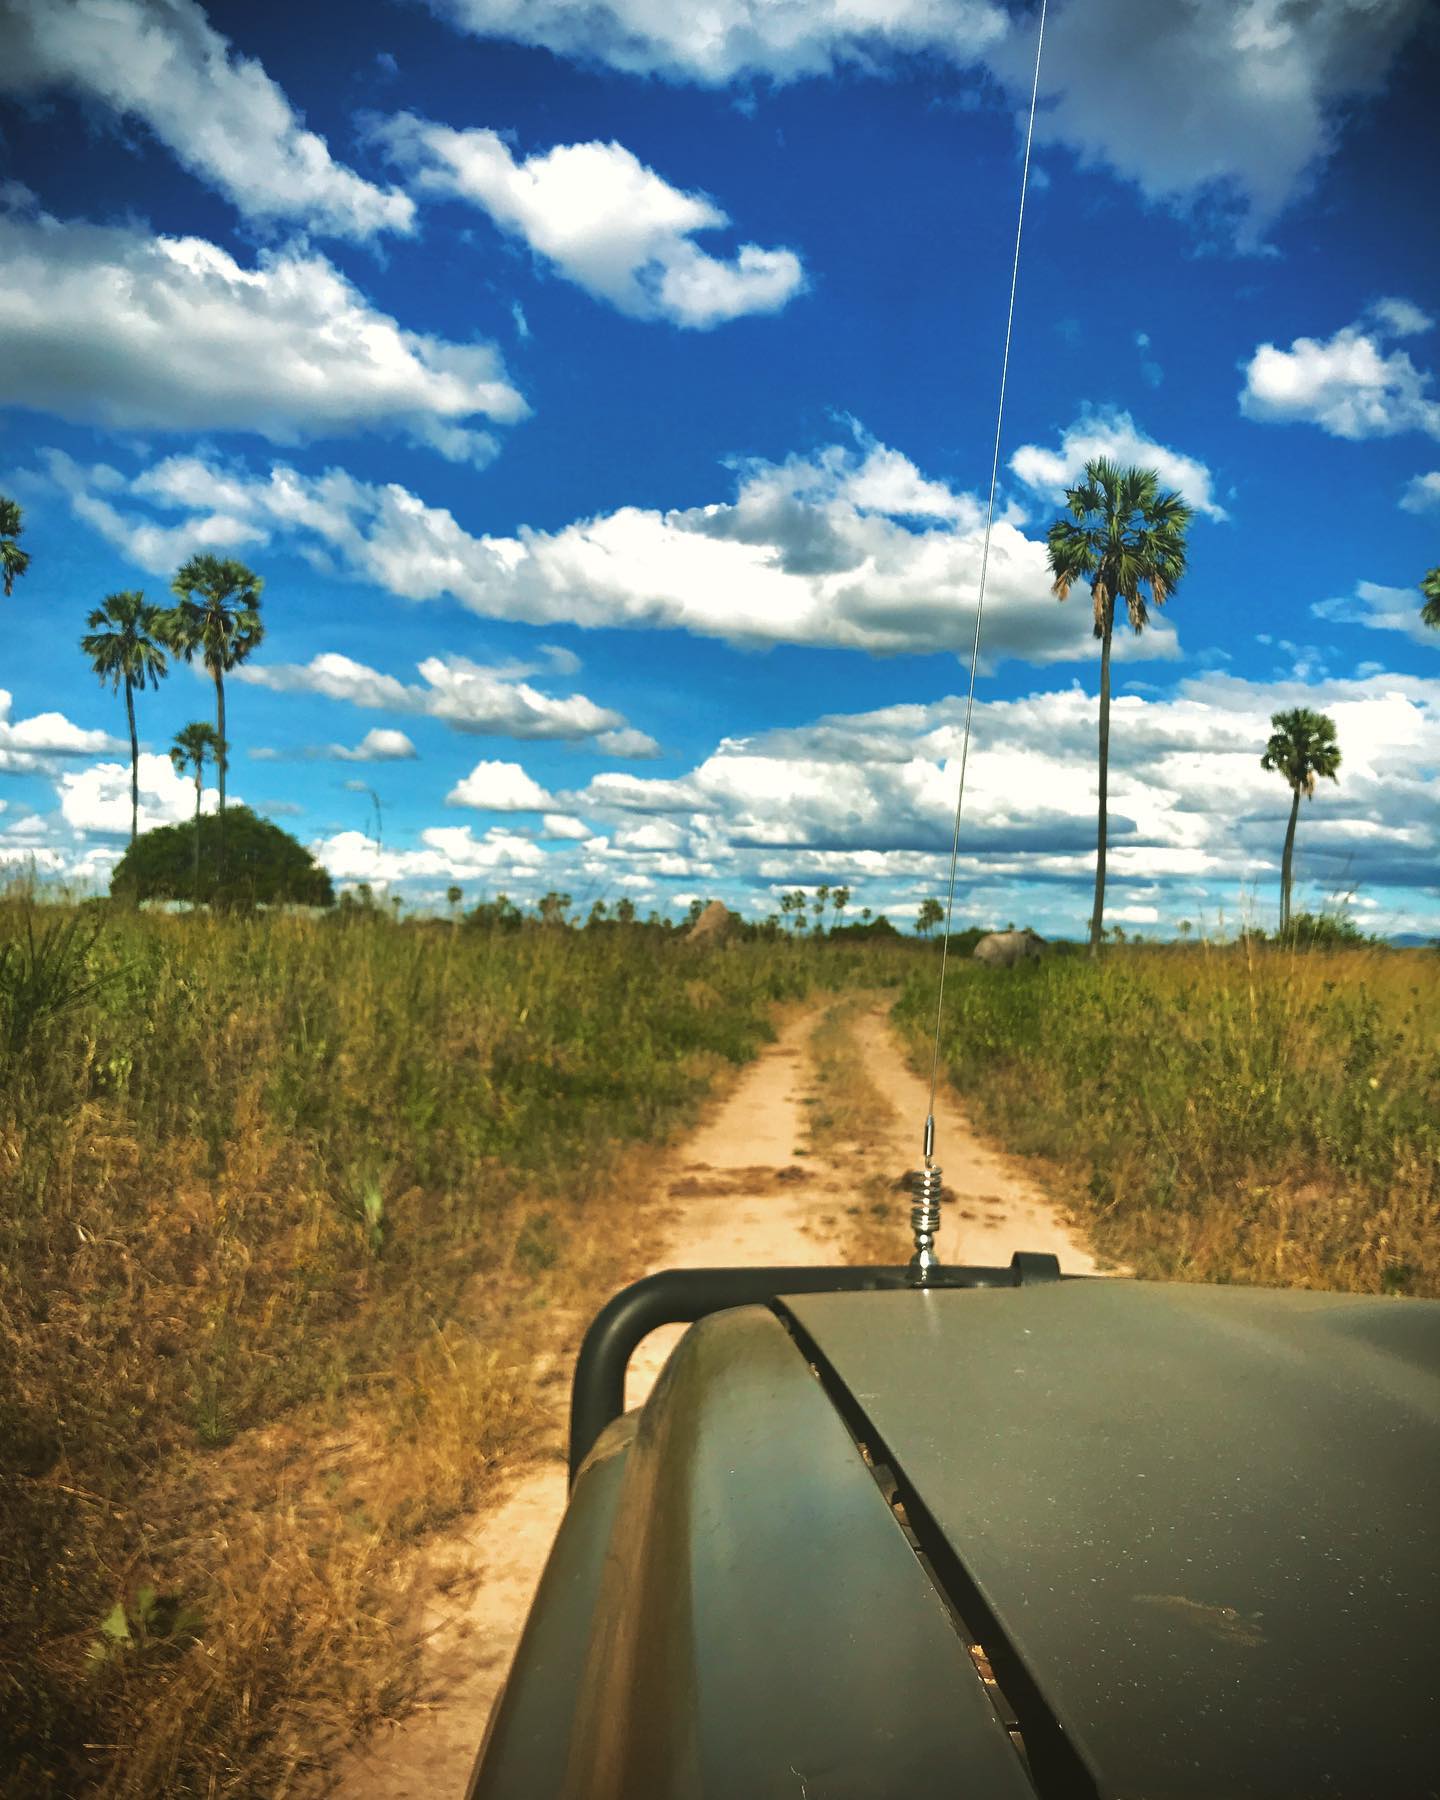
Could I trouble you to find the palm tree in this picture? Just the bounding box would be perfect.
[169,722,222,903]
[1047,459,1193,954]
[80,591,170,845]
[162,556,264,866]
[1,495,30,598]
[1260,708,1341,934]
[1421,565,1440,630]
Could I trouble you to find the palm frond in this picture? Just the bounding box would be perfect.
[168,558,265,673]
[1262,707,1341,795]
[0,494,26,598]
[80,591,170,690]
[1047,460,1195,656]
[1421,565,1440,630]
[2,543,32,597]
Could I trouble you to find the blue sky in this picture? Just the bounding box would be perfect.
[1,0,1437,935]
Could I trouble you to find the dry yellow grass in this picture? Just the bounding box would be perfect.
[4,901,909,1795]
[897,941,1440,1297]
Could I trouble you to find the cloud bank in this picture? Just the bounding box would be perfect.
[45,431,1215,666]
[425,0,1425,237]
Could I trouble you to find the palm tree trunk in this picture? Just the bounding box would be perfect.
[1089,604,1114,955]
[125,674,139,847]
[193,766,202,905]
[1280,785,1301,934]
[213,665,227,887]
[212,667,227,814]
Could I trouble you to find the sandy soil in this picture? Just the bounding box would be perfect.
[329,998,1099,1798]
[851,1006,1108,1273]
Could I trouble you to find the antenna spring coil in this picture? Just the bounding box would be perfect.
[908,1165,944,1282]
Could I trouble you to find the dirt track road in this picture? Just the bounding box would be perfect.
[331,997,1101,1798]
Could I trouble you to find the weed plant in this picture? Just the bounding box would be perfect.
[0,899,903,1795]
[897,942,1440,1296]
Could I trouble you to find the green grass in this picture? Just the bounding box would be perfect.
[0,900,911,1796]
[896,941,1440,1296]
[9,903,1435,1795]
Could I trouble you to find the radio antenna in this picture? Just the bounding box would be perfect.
[910,0,1048,1281]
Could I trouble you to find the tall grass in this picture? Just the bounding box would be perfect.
[0,901,900,1796]
[13,908,1431,1794]
[896,942,1440,1296]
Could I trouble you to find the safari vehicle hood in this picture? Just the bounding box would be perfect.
[785,1279,1440,1798]
[472,1277,1440,1800]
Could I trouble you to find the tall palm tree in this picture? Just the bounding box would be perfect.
[1260,708,1341,934]
[1047,459,1193,954]
[162,556,264,867]
[170,721,222,904]
[80,590,170,845]
[1422,564,1440,630]
[1,494,30,598]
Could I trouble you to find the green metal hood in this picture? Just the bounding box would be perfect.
[781,1279,1440,1799]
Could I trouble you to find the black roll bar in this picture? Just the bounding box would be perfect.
[568,1251,1065,1483]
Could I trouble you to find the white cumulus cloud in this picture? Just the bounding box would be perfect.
[595,727,662,758]
[1240,302,1440,441]
[251,728,419,763]
[422,0,1006,84]
[0,0,412,238]
[380,120,805,327]
[447,759,556,811]
[0,690,121,773]
[4,210,524,462]
[1009,409,1227,519]
[58,751,220,836]
[334,728,418,762]
[1400,472,1440,514]
[314,823,545,884]
[1311,580,1440,646]
[1370,297,1435,338]
[236,651,636,745]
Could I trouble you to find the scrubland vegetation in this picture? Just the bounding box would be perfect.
[899,940,1440,1297]
[0,898,895,1796]
[3,894,1436,1795]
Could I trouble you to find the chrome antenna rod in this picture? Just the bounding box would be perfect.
[917,0,1046,1231]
